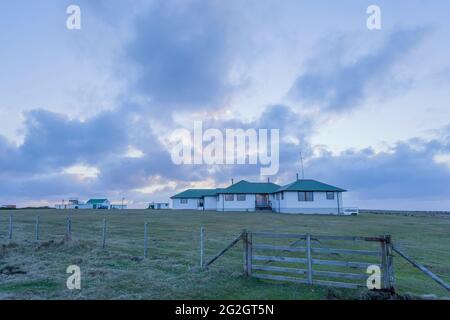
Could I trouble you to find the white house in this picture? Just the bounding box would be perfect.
[216,181,280,212]
[271,180,345,214]
[170,178,352,215]
[149,202,170,210]
[55,198,86,209]
[86,198,110,209]
[55,198,127,210]
[170,189,219,210]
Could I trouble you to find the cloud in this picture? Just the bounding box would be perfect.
[16,109,129,172]
[288,28,430,112]
[1,100,450,210]
[1,2,449,209]
[126,1,236,110]
[185,104,313,182]
[0,103,218,202]
[305,136,450,201]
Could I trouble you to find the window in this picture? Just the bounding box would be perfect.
[298,192,314,202]
[237,194,246,201]
[298,192,305,201]
[281,192,284,200]
[326,192,335,200]
[180,199,188,204]
[225,194,234,201]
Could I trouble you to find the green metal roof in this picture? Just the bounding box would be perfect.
[86,198,108,204]
[170,189,218,199]
[218,180,281,194]
[276,179,346,192]
[171,179,346,199]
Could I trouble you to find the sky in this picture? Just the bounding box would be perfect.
[0,0,450,210]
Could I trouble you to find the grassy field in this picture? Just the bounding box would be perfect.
[0,209,449,300]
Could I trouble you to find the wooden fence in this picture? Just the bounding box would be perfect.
[243,231,395,291]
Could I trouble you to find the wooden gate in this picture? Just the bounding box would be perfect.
[242,231,395,291]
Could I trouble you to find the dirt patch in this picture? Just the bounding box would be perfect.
[0,265,27,275]
[71,258,83,265]
[36,239,62,250]
[87,269,107,277]
[0,242,20,258]
[130,256,143,262]
[36,237,95,251]
[326,288,426,300]
[358,290,425,300]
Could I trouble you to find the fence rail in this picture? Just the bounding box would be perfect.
[392,245,450,291]
[3,214,448,292]
[246,231,395,291]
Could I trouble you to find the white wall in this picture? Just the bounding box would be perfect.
[217,194,256,211]
[55,203,94,209]
[153,203,170,209]
[110,204,128,209]
[203,196,218,210]
[169,191,345,214]
[171,198,201,210]
[272,191,344,214]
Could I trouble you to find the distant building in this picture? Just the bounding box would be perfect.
[55,198,127,210]
[148,202,170,210]
[68,198,79,205]
[110,204,128,209]
[0,205,17,209]
[86,198,110,209]
[171,178,354,215]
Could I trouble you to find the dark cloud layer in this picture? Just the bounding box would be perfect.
[1,2,449,209]
[1,103,450,207]
[307,137,450,200]
[127,1,234,110]
[288,28,429,112]
[0,109,128,177]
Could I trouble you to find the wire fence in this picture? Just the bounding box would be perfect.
[0,213,245,272]
[1,212,449,293]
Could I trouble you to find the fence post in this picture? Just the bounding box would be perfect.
[306,234,313,284]
[8,215,12,240]
[35,216,40,241]
[242,229,249,276]
[66,217,72,240]
[101,218,106,249]
[247,231,252,277]
[380,235,391,290]
[144,222,148,259]
[385,235,395,291]
[200,227,204,270]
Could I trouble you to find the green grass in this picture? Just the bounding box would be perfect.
[0,209,449,300]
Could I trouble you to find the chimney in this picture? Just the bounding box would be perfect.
[267,177,270,183]
[296,173,299,181]
[231,179,234,185]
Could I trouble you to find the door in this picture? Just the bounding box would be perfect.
[255,194,268,207]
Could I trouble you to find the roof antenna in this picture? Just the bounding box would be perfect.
[231,179,234,185]
[300,152,305,180]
